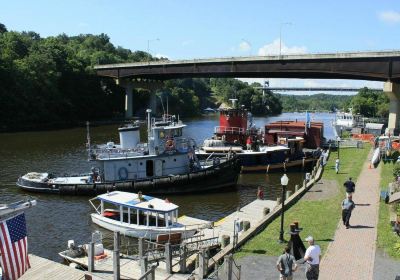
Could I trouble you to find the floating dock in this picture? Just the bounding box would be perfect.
[19,254,86,280]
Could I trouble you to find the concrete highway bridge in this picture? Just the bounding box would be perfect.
[94,50,400,132]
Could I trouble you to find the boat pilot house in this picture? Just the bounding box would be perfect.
[89,191,195,240]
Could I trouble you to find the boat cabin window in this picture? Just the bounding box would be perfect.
[146,160,154,177]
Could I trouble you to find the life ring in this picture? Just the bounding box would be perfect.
[118,167,129,180]
[165,139,175,150]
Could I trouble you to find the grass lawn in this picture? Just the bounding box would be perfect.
[377,160,400,259]
[235,145,371,258]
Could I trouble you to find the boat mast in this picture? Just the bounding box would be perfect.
[86,121,91,160]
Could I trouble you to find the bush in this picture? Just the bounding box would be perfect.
[393,162,400,178]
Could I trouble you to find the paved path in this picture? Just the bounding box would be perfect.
[319,150,381,280]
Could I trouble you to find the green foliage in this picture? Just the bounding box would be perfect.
[350,87,389,118]
[393,162,400,178]
[210,78,282,115]
[279,93,352,112]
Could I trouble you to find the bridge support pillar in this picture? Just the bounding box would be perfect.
[384,81,400,134]
[116,78,134,119]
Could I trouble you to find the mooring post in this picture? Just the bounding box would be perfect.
[224,254,233,280]
[139,237,145,259]
[113,231,120,280]
[140,256,148,278]
[165,242,172,274]
[180,242,187,273]
[198,248,205,280]
[88,241,95,272]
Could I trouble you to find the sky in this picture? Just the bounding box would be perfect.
[2,0,400,94]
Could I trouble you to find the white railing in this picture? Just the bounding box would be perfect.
[214,126,245,134]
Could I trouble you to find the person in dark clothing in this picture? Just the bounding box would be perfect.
[343,177,355,197]
[276,246,298,280]
[341,195,355,228]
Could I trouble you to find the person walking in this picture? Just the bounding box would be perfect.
[343,177,355,197]
[276,246,298,280]
[304,236,321,280]
[341,194,355,228]
[335,158,340,174]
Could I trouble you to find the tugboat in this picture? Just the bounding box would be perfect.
[197,101,322,173]
[16,109,240,195]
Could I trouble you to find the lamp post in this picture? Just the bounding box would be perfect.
[337,136,340,160]
[279,22,292,58]
[279,174,289,242]
[147,38,160,63]
[241,38,252,56]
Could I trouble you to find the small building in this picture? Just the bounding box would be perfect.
[364,123,384,136]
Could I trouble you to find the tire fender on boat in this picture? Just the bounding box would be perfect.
[118,167,129,180]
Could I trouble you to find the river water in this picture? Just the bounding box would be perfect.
[0,112,335,260]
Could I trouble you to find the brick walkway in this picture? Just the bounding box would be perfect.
[319,150,381,280]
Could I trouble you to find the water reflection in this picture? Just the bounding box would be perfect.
[0,113,334,260]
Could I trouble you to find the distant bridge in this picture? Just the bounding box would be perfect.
[256,87,383,92]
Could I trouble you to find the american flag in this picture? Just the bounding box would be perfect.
[0,213,30,280]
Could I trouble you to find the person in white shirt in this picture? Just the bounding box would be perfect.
[335,158,340,174]
[304,236,321,280]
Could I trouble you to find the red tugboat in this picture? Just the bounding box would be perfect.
[197,102,323,173]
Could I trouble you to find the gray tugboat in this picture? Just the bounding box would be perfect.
[17,109,240,195]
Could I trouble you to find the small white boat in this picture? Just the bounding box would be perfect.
[371,147,380,166]
[89,191,208,240]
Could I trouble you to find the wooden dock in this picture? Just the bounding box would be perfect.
[19,254,86,280]
[202,199,277,241]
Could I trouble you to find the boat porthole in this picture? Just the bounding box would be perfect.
[118,167,129,180]
[174,158,176,162]
[140,162,143,165]
[162,160,165,163]
[128,163,131,166]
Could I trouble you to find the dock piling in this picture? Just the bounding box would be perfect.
[198,248,207,279]
[224,254,233,280]
[140,256,148,278]
[165,242,172,274]
[139,237,145,259]
[88,241,95,272]
[180,242,187,273]
[113,231,120,280]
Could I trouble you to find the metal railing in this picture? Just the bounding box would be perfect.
[215,126,245,134]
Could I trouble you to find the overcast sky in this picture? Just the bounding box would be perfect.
[2,0,400,93]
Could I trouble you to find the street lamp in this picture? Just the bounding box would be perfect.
[337,136,341,160]
[279,22,292,58]
[241,38,252,56]
[279,174,289,242]
[147,38,160,63]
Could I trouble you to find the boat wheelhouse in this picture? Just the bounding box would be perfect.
[90,191,202,240]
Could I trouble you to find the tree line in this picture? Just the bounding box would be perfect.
[0,23,282,131]
[0,23,389,131]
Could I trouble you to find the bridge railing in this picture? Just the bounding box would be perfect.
[215,126,244,134]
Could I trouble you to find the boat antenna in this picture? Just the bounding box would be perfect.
[167,95,169,117]
[158,95,165,117]
[146,109,152,140]
[86,121,91,160]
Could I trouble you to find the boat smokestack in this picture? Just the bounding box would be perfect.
[146,109,152,139]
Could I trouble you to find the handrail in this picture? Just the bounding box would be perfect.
[138,263,158,280]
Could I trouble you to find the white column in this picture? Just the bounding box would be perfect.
[384,81,400,133]
[128,208,131,224]
[156,213,158,227]
[146,212,149,226]
[137,210,140,225]
[100,201,104,214]
[120,206,123,222]
[165,213,169,228]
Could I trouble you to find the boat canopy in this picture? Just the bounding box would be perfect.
[95,191,178,213]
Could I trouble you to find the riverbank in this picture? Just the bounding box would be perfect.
[235,144,370,258]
